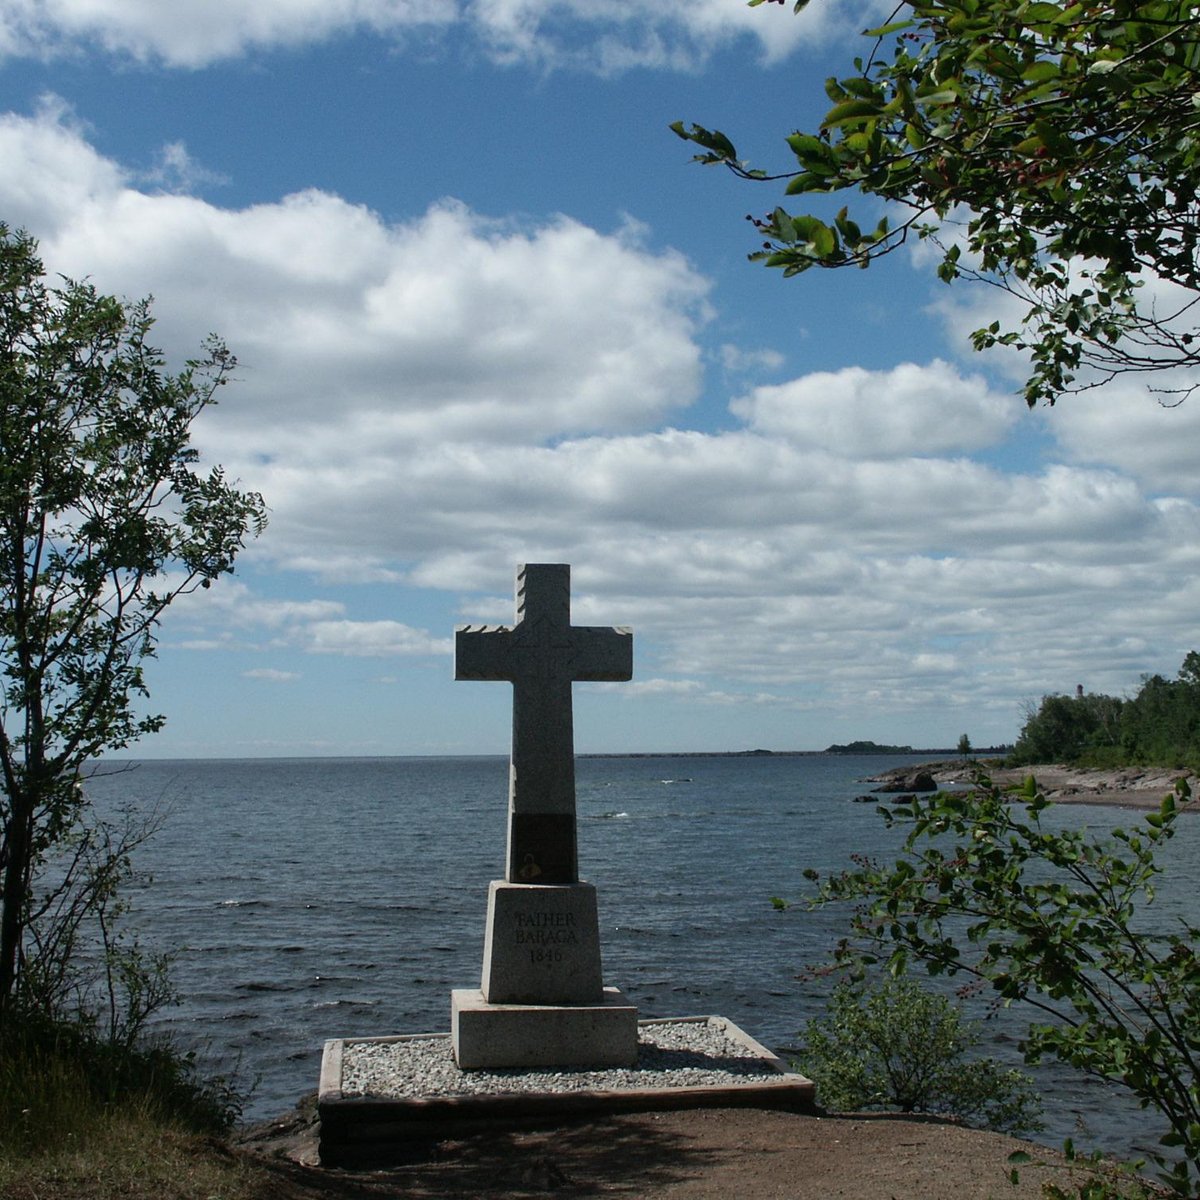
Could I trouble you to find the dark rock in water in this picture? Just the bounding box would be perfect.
[875,770,938,793]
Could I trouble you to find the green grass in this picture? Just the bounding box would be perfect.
[0,1011,265,1200]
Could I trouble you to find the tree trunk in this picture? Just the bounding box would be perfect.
[0,788,33,1012]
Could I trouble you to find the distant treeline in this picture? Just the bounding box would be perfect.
[1010,651,1200,769]
[824,740,1012,756]
[825,740,914,755]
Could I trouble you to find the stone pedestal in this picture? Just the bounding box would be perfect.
[452,879,638,1069]
[482,880,602,1004]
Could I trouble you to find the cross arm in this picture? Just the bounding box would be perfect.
[571,626,633,682]
[455,624,515,681]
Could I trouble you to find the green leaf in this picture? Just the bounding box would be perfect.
[824,99,881,128]
[1023,2,1064,21]
[824,76,848,103]
[683,0,1200,411]
[1021,60,1059,83]
[786,132,827,159]
[811,223,838,257]
[785,170,836,194]
[842,77,881,100]
[834,207,862,244]
[862,19,915,38]
[668,122,737,160]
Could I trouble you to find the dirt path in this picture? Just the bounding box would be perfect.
[240,1102,1125,1199]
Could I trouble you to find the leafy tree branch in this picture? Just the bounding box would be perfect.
[792,775,1200,1194]
[673,0,1200,406]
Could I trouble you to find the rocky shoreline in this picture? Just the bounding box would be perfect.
[868,760,1195,811]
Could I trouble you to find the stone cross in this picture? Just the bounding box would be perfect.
[455,563,632,885]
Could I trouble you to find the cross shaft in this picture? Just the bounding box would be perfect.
[455,564,632,884]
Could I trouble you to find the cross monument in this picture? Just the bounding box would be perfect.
[450,563,639,1069]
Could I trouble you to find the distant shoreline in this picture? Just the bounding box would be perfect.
[579,747,1011,759]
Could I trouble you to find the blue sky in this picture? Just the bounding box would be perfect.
[3,1,1199,758]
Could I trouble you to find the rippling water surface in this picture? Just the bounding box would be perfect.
[85,752,1197,1161]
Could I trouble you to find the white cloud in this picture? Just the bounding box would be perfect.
[620,678,705,697]
[303,620,452,657]
[167,579,450,660]
[1045,381,1200,496]
[1,0,456,68]
[918,211,1200,416]
[242,667,301,682]
[0,0,871,70]
[719,343,786,378]
[0,96,124,232]
[140,141,229,194]
[731,360,1018,456]
[466,0,839,71]
[170,580,347,631]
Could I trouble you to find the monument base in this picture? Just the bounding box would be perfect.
[451,986,638,1069]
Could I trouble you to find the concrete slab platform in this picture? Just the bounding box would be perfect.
[317,1015,816,1166]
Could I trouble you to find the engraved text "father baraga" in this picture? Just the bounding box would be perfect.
[515,911,579,946]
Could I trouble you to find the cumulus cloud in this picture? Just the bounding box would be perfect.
[1045,381,1200,497]
[168,579,346,631]
[464,0,851,71]
[165,578,451,664]
[731,360,1018,456]
[0,0,869,70]
[140,141,229,194]
[0,0,456,68]
[0,104,709,463]
[620,678,705,697]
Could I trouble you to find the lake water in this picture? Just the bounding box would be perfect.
[82,752,1195,1161]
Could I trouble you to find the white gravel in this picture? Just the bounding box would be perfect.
[340,1018,784,1100]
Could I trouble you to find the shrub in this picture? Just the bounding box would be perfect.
[798,975,1042,1136]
